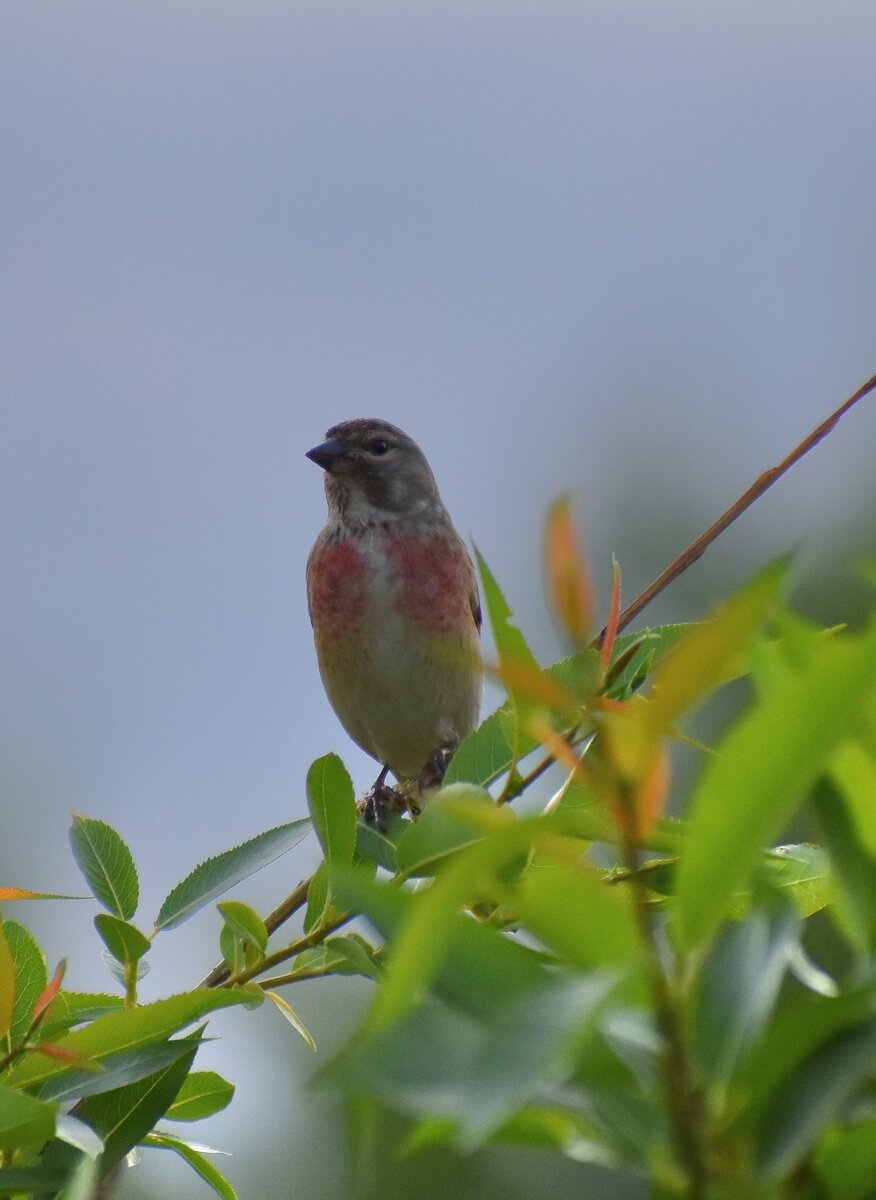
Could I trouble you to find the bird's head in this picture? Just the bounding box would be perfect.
[307,418,442,525]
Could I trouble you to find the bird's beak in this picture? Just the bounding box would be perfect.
[306,436,347,471]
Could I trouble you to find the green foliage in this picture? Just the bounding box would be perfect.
[675,604,876,948]
[0,811,305,1195]
[316,555,876,1199]
[3,545,876,1198]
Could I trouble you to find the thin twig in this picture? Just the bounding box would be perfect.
[599,372,876,641]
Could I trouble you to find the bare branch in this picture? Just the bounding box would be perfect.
[600,372,876,640]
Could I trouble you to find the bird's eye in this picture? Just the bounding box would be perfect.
[369,438,389,456]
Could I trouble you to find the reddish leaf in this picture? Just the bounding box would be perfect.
[0,888,82,900]
[34,1042,100,1071]
[32,960,66,1024]
[546,495,594,646]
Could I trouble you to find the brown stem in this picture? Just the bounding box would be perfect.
[616,790,711,1198]
[600,372,876,641]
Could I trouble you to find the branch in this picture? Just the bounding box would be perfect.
[200,874,313,988]
[601,372,876,640]
[229,910,354,986]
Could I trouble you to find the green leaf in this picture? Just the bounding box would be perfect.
[604,625,693,699]
[307,753,357,867]
[444,709,514,787]
[675,619,876,950]
[0,922,16,1042]
[756,1019,876,1181]
[364,818,533,1031]
[733,984,876,1131]
[690,895,800,1087]
[548,649,603,702]
[56,1152,99,1200]
[74,1036,199,1173]
[321,974,619,1151]
[286,935,382,982]
[69,815,139,920]
[265,990,317,1051]
[153,819,311,932]
[811,777,876,952]
[39,1038,201,1104]
[3,921,48,1046]
[322,934,382,980]
[0,1165,67,1194]
[287,944,349,980]
[5,989,258,1091]
[165,1070,235,1122]
[761,844,831,918]
[218,922,243,975]
[354,820,400,874]
[396,786,492,877]
[644,558,787,737]
[829,738,876,860]
[144,1132,236,1200]
[474,546,539,675]
[216,902,268,955]
[93,915,151,967]
[331,852,549,1027]
[815,1119,876,1200]
[516,860,640,970]
[0,1083,56,1154]
[493,1106,617,1164]
[474,547,543,760]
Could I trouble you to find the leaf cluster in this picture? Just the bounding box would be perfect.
[3,530,876,1199]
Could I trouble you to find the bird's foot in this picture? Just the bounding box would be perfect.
[359,765,412,830]
[418,744,455,794]
[359,749,456,831]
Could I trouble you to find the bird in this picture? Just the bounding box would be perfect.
[306,418,483,823]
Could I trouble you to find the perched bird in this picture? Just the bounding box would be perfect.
[306,419,483,821]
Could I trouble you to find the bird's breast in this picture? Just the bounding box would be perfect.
[380,533,473,636]
[309,531,473,642]
[307,538,371,639]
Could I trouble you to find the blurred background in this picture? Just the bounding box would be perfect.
[2,1,875,1196]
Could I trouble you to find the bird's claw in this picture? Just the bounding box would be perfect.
[418,744,455,793]
[360,781,408,830]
